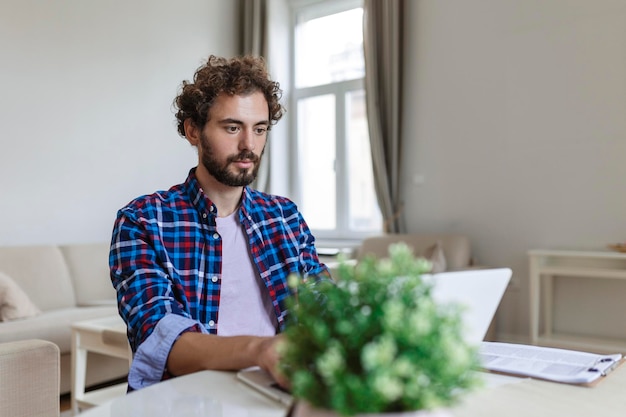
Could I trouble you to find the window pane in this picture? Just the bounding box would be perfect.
[346,90,381,231]
[295,8,364,88]
[298,95,336,230]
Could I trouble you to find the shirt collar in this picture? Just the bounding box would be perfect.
[184,167,252,220]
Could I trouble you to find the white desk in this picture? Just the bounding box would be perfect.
[528,249,626,353]
[76,365,626,417]
[71,315,132,414]
[77,370,286,417]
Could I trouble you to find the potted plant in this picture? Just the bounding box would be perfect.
[280,243,482,417]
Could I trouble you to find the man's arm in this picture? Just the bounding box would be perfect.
[167,332,287,386]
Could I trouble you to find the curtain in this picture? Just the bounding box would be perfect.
[240,0,267,56]
[363,0,406,233]
[240,0,271,192]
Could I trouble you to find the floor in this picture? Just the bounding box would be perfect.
[60,393,70,410]
[60,394,72,416]
[60,377,127,416]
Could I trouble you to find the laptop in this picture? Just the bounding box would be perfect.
[422,267,512,344]
[237,267,512,404]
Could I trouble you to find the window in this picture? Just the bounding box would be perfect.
[290,0,381,243]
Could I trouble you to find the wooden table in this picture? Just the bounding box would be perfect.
[71,315,131,414]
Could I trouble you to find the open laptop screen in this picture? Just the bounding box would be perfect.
[423,268,512,344]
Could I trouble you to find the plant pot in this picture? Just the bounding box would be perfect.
[292,401,453,417]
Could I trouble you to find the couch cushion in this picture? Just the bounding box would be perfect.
[422,242,447,273]
[0,246,76,310]
[0,271,41,321]
[60,243,117,306]
[0,305,119,353]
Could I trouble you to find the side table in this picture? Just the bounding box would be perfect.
[528,249,626,353]
[71,315,132,414]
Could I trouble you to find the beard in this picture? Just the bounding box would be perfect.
[199,131,264,187]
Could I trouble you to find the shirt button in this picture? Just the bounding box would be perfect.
[210,206,215,212]
[211,276,218,283]
[202,213,207,219]
[208,320,215,327]
[213,233,219,239]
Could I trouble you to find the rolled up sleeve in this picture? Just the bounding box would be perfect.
[128,314,207,390]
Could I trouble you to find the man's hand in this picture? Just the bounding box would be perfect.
[256,334,289,388]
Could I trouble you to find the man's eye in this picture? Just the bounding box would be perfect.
[255,127,267,135]
[225,126,239,133]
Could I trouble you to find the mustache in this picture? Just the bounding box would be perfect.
[228,151,259,163]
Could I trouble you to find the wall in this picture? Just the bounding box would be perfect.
[402,0,626,341]
[0,0,238,246]
[4,0,626,343]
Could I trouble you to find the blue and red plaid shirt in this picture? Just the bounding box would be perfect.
[109,168,330,389]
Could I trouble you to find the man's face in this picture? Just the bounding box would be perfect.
[197,92,269,187]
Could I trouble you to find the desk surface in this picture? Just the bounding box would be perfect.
[79,365,626,417]
[79,370,286,417]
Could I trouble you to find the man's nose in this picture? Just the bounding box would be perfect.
[239,129,256,151]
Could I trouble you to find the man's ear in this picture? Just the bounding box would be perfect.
[183,118,200,146]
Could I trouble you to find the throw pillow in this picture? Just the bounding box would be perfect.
[0,271,41,321]
[422,241,447,273]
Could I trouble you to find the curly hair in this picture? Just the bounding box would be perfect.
[173,55,285,137]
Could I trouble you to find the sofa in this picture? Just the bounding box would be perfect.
[0,339,60,417]
[0,242,129,395]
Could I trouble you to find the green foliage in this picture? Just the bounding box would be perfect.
[280,243,481,416]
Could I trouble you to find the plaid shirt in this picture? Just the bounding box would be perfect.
[110,168,330,389]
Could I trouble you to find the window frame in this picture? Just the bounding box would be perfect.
[287,0,380,246]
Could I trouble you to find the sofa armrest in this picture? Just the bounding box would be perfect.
[0,339,60,417]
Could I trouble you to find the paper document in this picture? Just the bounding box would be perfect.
[479,342,622,385]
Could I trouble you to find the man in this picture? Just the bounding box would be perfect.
[109,55,330,391]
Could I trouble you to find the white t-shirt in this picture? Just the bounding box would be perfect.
[215,211,278,336]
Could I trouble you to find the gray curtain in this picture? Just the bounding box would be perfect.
[240,0,271,192]
[363,0,406,233]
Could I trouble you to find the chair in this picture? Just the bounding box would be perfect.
[0,339,60,417]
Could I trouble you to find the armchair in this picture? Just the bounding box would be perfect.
[353,233,497,341]
[0,339,60,417]
[356,233,476,271]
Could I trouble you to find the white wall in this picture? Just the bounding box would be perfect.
[0,0,238,246]
[403,0,626,341]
